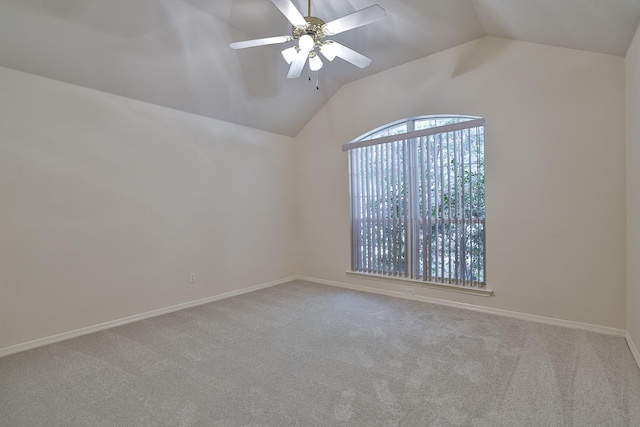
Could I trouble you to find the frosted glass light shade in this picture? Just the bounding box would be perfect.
[298,34,315,52]
[320,42,337,61]
[281,47,298,64]
[309,54,323,71]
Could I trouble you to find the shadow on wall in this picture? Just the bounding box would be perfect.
[451,38,512,78]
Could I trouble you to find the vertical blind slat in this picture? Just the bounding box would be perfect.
[462,128,469,287]
[350,150,356,271]
[372,144,378,274]
[381,143,386,274]
[385,140,393,273]
[426,135,433,282]
[376,144,382,275]
[352,150,364,271]
[370,145,375,273]
[402,140,409,277]
[453,131,459,285]
[477,126,484,284]
[364,145,369,273]
[467,127,474,285]
[390,142,395,275]
[396,140,402,276]
[439,133,444,281]
[437,133,440,281]
[419,136,426,281]
[446,133,455,283]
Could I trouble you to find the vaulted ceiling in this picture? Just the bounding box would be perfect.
[1,0,639,136]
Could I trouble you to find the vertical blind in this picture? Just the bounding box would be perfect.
[344,117,485,287]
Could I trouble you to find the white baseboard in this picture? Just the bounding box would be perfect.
[4,275,633,362]
[627,333,640,370]
[0,276,297,358]
[298,275,627,337]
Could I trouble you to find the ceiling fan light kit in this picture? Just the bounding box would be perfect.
[230,0,386,87]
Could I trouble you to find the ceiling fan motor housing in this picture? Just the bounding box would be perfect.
[293,16,326,46]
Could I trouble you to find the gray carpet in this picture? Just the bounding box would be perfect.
[1,280,639,427]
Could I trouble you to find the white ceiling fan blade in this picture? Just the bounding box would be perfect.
[330,42,372,68]
[323,5,386,36]
[230,35,291,49]
[270,0,307,27]
[287,51,308,78]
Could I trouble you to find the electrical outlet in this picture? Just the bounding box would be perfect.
[189,273,196,284]
[405,287,415,295]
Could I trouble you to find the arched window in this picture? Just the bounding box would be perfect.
[342,116,486,288]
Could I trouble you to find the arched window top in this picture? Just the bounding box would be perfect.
[353,115,482,144]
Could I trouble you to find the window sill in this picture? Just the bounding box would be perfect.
[346,271,494,297]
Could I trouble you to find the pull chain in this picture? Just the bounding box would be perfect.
[316,70,319,90]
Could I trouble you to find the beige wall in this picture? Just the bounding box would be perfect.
[627,26,640,348]
[0,35,632,352]
[296,36,627,329]
[0,66,298,350]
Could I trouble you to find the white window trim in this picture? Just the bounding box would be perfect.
[346,271,493,297]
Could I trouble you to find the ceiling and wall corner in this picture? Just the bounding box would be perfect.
[0,0,639,137]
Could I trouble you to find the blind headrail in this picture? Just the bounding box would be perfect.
[342,118,485,152]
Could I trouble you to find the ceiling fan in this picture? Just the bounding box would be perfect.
[230,0,386,82]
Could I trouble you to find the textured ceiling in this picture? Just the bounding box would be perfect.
[0,0,639,137]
